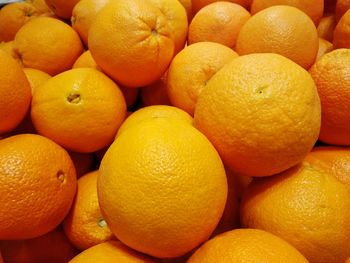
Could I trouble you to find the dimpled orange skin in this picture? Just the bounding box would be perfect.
[236,5,319,69]
[14,17,83,76]
[31,68,127,153]
[88,0,175,88]
[0,134,77,240]
[98,118,228,258]
[187,229,309,263]
[194,53,321,177]
[250,0,324,24]
[45,0,80,19]
[241,162,350,263]
[0,50,31,134]
[69,241,157,263]
[192,0,253,13]
[309,49,350,145]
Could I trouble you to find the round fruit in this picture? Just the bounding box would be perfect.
[23,68,51,92]
[73,50,101,71]
[192,0,252,13]
[333,9,350,49]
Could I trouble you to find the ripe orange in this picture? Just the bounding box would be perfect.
[71,0,110,46]
[241,160,350,263]
[0,227,78,263]
[336,0,350,21]
[99,118,227,258]
[317,15,336,42]
[23,68,51,92]
[192,0,252,13]
[88,0,184,87]
[117,105,193,136]
[188,2,250,48]
[178,0,193,20]
[31,68,127,153]
[0,134,77,239]
[73,50,101,71]
[167,42,238,115]
[25,0,54,15]
[309,49,350,145]
[14,17,83,75]
[141,72,171,106]
[250,0,324,24]
[69,152,95,178]
[69,241,157,263]
[316,38,333,60]
[236,5,319,69]
[0,2,39,42]
[0,41,17,60]
[188,229,309,262]
[0,50,31,134]
[45,0,80,19]
[63,171,114,250]
[194,53,321,177]
[333,9,350,49]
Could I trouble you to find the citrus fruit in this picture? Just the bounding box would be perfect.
[141,72,171,106]
[0,134,77,239]
[333,9,350,49]
[45,0,80,19]
[23,68,51,92]
[25,0,53,15]
[73,50,101,71]
[336,0,350,21]
[317,15,336,42]
[98,118,227,258]
[316,38,333,60]
[31,68,127,153]
[0,41,17,60]
[192,0,252,13]
[194,53,321,177]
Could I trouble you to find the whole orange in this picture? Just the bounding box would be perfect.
[31,68,127,153]
[236,5,319,69]
[194,53,321,177]
[0,134,77,239]
[0,50,31,134]
[99,118,227,258]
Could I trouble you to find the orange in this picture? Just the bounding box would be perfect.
[117,105,193,136]
[194,53,321,177]
[73,50,101,71]
[236,5,318,69]
[31,68,127,153]
[167,42,238,115]
[317,15,336,42]
[25,0,54,15]
[14,17,83,75]
[98,118,227,258]
[71,0,110,46]
[0,2,39,42]
[178,0,193,20]
[0,50,31,134]
[333,9,350,49]
[63,171,114,250]
[0,227,78,263]
[316,37,333,60]
[141,72,171,106]
[187,229,309,262]
[23,68,51,92]
[188,2,250,48]
[45,0,80,19]
[336,0,350,21]
[0,134,77,239]
[69,152,95,178]
[69,241,157,263]
[0,41,17,60]
[192,0,252,13]
[241,160,350,263]
[88,0,184,87]
[250,0,324,24]
[309,49,350,145]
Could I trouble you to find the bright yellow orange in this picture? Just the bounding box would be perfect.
[178,0,193,20]
[309,49,350,145]
[188,229,309,262]
[0,134,77,239]
[69,241,157,263]
[188,2,250,48]
[73,50,101,71]
[236,5,319,69]
[45,0,80,19]
[69,152,95,178]
[117,105,193,136]
[31,68,127,153]
[333,10,350,49]
[0,2,39,42]
[63,171,114,250]
[0,227,78,263]
[23,68,51,92]
[317,15,336,42]
[167,42,238,115]
[192,0,252,14]
[0,50,31,134]
[25,0,54,15]
[0,41,17,60]
[88,0,183,87]
[250,0,324,24]
[141,72,171,106]
[241,159,350,263]
[316,38,333,60]
[14,17,83,75]
[71,0,110,46]
[194,53,321,177]
[99,118,227,258]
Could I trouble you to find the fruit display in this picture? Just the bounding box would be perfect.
[1,0,350,262]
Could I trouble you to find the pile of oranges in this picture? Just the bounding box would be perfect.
[1,0,350,262]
